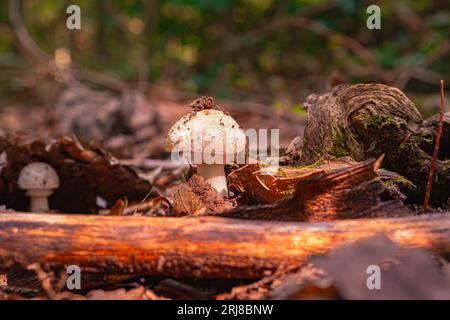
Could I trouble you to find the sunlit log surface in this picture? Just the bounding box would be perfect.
[0,213,449,279]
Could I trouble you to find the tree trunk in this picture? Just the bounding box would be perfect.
[289,83,450,206]
[0,212,449,279]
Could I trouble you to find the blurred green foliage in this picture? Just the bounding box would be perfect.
[0,0,449,103]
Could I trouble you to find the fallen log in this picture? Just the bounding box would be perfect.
[1,213,450,279]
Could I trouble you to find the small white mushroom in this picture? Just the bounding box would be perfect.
[167,99,246,198]
[18,162,60,212]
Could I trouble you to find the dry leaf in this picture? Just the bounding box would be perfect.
[169,174,233,216]
[312,235,450,299]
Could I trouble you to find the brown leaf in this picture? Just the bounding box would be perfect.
[169,174,233,216]
[267,264,336,300]
[109,197,128,216]
[59,136,97,162]
[312,235,450,299]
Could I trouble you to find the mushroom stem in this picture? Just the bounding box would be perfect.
[197,164,228,198]
[26,189,53,212]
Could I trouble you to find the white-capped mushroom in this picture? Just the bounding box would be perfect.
[18,162,60,212]
[167,97,246,197]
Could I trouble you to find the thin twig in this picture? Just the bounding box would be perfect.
[423,80,445,213]
[27,263,56,299]
[133,187,153,215]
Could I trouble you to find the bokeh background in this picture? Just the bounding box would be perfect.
[0,0,449,148]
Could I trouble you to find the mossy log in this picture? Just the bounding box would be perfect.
[0,213,450,279]
[290,83,450,206]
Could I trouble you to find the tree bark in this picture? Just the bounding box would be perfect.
[290,83,450,206]
[220,158,411,221]
[0,212,449,279]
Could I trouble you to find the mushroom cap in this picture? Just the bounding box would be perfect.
[167,109,246,165]
[18,162,60,190]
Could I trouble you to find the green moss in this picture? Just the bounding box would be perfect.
[363,114,398,130]
[396,177,416,189]
[331,129,351,157]
[292,104,307,115]
[292,158,323,170]
[303,158,322,169]
[383,180,395,187]
[280,188,295,196]
[383,177,417,189]
[409,134,433,145]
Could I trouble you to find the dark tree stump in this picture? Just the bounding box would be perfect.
[290,83,450,206]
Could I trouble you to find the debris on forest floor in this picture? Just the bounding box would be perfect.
[0,267,165,300]
[168,174,234,216]
[377,168,414,202]
[0,133,152,213]
[228,157,356,205]
[311,235,450,299]
[52,85,165,159]
[219,158,412,221]
[216,263,335,300]
[0,83,449,300]
[220,235,450,300]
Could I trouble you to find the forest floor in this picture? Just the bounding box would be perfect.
[0,83,449,300]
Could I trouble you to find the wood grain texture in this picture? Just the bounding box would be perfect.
[218,159,410,221]
[1,213,450,279]
[290,83,450,206]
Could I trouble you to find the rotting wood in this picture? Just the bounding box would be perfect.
[0,212,449,279]
[289,83,450,206]
[220,158,411,221]
[0,133,152,213]
[227,157,360,205]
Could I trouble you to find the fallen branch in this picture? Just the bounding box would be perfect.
[0,213,449,279]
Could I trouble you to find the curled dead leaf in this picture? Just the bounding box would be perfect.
[168,174,234,216]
